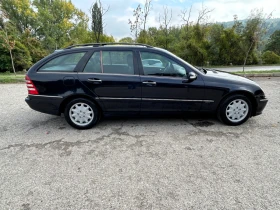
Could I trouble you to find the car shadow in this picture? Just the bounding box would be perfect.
[34,113,220,131]
[96,113,220,128]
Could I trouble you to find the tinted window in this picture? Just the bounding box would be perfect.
[140,52,186,77]
[39,52,85,72]
[83,52,101,73]
[102,51,134,75]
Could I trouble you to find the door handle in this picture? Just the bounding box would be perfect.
[88,78,102,84]
[142,81,156,86]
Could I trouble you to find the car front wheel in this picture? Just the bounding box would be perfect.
[64,98,99,129]
[218,95,252,126]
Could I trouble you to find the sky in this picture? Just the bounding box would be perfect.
[72,0,280,40]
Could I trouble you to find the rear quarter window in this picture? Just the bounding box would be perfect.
[38,52,86,72]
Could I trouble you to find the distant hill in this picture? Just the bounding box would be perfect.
[220,18,280,40]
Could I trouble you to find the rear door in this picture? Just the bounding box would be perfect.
[77,49,141,113]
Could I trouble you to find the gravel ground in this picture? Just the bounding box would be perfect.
[0,78,280,210]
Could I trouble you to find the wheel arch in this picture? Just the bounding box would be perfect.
[216,90,257,116]
[59,94,103,114]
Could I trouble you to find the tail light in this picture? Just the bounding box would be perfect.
[25,75,39,95]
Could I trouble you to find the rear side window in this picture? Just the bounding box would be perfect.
[102,51,134,75]
[82,51,135,75]
[39,52,86,72]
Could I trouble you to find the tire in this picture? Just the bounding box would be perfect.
[64,98,100,129]
[217,94,252,126]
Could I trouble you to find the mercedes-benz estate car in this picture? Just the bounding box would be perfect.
[25,43,268,129]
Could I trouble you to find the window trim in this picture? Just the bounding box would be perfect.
[100,51,104,73]
[76,50,96,72]
[79,50,103,74]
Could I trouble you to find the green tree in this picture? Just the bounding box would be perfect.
[99,34,115,43]
[13,41,32,71]
[65,20,89,46]
[21,29,47,63]
[178,24,209,66]
[142,0,152,31]
[33,0,87,51]
[0,40,32,72]
[129,0,152,39]
[91,0,109,43]
[137,30,151,45]
[157,6,173,50]
[0,0,37,34]
[119,37,134,43]
[0,9,16,74]
[241,9,271,71]
[82,31,115,44]
[232,15,244,35]
[0,47,11,72]
[0,0,49,65]
[128,4,142,39]
[208,24,244,65]
[265,30,280,55]
[208,24,224,65]
[262,51,280,64]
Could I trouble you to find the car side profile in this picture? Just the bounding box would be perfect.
[25,43,268,129]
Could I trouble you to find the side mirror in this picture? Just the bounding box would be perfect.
[188,72,197,81]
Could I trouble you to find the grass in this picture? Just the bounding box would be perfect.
[233,70,280,74]
[209,64,280,68]
[0,72,26,83]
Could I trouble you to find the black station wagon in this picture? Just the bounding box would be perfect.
[25,43,268,129]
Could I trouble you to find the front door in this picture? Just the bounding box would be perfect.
[138,51,205,112]
[78,50,141,113]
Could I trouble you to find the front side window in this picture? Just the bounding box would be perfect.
[140,52,186,77]
[39,52,86,72]
[102,51,134,75]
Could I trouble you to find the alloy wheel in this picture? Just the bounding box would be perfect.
[69,103,94,126]
[226,99,249,123]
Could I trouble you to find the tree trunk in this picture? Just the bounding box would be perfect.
[4,31,16,76]
[9,49,16,76]
[143,18,146,32]
[243,41,254,76]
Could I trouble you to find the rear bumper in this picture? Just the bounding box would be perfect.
[25,95,63,116]
[255,98,268,116]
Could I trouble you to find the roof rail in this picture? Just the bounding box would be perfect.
[64,42,153,49]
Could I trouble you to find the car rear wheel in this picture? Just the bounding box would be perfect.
[218,95,252,126]
[64,98,99,129]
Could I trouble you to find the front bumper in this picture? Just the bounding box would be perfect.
[255,98,268,116]
[25,95,63,116]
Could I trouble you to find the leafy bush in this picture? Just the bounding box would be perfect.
[0,49,11,72]
[262,51,280,64]
[0,41,32,72]
[13,41,32,71]
[265,30,280,55]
